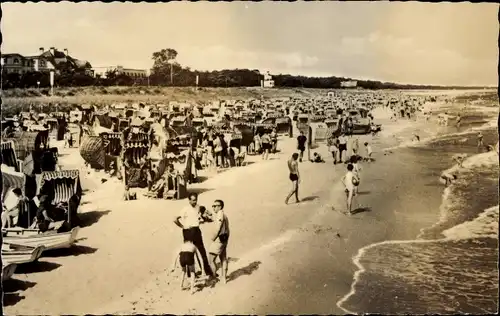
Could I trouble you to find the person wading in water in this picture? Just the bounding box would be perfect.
[285,153,300,204]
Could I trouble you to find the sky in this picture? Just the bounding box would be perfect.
[1,2,498,86]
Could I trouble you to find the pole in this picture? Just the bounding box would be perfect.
[170,62,173,85]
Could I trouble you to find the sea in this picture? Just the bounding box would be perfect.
[337,95,499,314]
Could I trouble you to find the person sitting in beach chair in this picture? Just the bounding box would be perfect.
[163,165,179,199]
[169,240,205,294]
[1,188,26,229]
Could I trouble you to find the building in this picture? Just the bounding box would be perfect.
[262,71,275,88]
[341,80,358,88]
[1,53,55,75]
[1,47,93,76]
[114,66,148,78]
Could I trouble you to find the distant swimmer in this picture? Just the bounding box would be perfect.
[285,153,300,205]
[477,132,484,149]
[456,114,462,130]
[452,153,467,168]
[341,163,359,215]
[440,172,457,187]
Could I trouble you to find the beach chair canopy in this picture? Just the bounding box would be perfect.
[36,170,82,205]
[1,164,25,199]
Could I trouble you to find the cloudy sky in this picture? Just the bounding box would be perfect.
[2,2,498,86]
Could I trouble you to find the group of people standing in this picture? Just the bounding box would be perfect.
[171,193,230,293]
[195,128,245,169]
[251,129,279,160]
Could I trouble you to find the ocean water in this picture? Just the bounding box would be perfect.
[338,101,499,314]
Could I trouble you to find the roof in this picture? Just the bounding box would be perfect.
[2,53,24,58]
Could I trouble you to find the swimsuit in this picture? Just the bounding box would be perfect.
[179,251,195,277]
[289,173,299,181]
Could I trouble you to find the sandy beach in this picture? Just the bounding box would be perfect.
[2,90,498,315]
[2,102,442,315]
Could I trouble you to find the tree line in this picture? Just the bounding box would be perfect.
[1,48,488,91]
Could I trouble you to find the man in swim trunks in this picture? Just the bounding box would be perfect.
[338,133,348,163]
[297,131,307,162]
[208,199,230,284]
[285,153,300,204]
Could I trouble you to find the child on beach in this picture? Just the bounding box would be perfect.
[169,240,205,294]
[341,163,359,215]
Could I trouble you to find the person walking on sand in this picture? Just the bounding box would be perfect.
[329,138,339,164]
[341,163,359,215]
[352,137,359,156]
[297,131,307,162]
[338,133,348,163]
[169,240,205,294]
[350,156,361,195]
[208,199,230,284]
[174,193,214,278]
[261,131,271,160]
[285,153,300,204]
[364,142,373,162]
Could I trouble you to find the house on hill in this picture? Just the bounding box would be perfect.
[1,47,93,76]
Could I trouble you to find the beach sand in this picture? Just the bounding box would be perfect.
[3,100,489,314]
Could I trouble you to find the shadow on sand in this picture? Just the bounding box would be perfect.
[356,191,371,195]
[195,260,262,292]
[15,261,62,274]
[2,279,37,307]
[351,207,372,215]
[187,188,213,196]
[193,176,209,184]
[42,245,98,258]
[300,195,319,202]
[227,260,261,282]
[78,210,111,228]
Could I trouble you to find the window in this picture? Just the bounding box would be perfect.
[40,60,46,67]
[13,58,19,64]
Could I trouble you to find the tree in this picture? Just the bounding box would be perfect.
[152,48,178,85]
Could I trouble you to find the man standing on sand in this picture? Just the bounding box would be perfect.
[297,131,307,162]
[174,193,214,278]
[208,199,230,284]
[341,163,359,215]
[285,153,300,204]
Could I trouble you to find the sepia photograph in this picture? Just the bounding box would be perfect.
[0,1,498,315]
